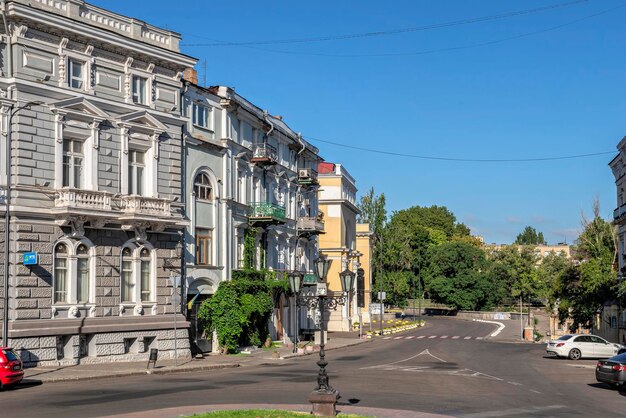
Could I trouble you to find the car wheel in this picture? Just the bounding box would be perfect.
[568,348,581,360]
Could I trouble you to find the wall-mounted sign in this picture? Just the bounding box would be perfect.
[23,252,38,266]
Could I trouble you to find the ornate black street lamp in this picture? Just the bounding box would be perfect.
[288,270,304,353]
[288,256,355,416]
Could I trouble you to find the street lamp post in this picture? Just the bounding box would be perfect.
[288,256,355,417]
[288,270,303,353]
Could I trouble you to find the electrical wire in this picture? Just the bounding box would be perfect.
[181,0,588,47]
[304,135,616,163]
[206,2,626,58]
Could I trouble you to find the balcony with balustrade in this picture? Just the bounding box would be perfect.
[250,143,278,166]
[614,204,626,225]
[248,201,286,227]
[52,188,116,220]
[117,195,182,226]
[296,215,325,236]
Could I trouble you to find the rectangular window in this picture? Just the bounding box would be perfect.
[196,229,212,266]
[132,75,147,104]
[237,235,244,269]
[54,258,68,303]
[192,103,211,129]
[237,170,244,203]
[62,139,83,188]
[128,150,145,195]
[68,59,84,89]
[122,259,134,302]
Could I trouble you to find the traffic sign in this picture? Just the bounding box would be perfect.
[377,291,386,301]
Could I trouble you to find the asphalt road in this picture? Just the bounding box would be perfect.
[1,317,623,417]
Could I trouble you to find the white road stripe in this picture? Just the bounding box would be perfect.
[452,336,460,339]
[394,336,403,339]
[407,336,416,339]
[417,336,426,339]
[383,337,391,340]
[464,336,472,340]
[440,336,448,339]
[428,335,437,339]
[530,389,541,394]
[475,337,484,340]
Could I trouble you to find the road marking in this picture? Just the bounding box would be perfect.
[459,405,566,417]
[406,336,416,339]
[564,364,596,369]
[428,335,437,339]
[452,336,460,339]
[464,336,472,340]
[383,337,391,340]
[417,336,425,339]
[530,389,541,394]
[473,318,506,337]
[440,336,448,339]
[394,336,403,339]
[475,337,484,340]
[507,381,522,386]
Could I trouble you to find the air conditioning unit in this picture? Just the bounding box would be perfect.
[298,169,310,178]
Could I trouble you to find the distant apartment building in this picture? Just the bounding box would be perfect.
[180,80,323,350]
[0,0,196,366]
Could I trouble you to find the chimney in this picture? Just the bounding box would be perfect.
[183,68,198,85]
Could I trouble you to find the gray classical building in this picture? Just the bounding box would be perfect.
[0,0,196,365]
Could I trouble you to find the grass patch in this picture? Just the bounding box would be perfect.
[187,410,371,418]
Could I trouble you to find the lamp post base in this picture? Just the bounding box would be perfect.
[309,389,339,417]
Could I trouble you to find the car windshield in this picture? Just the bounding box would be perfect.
[557,335,573,341]
[2,349,18,361]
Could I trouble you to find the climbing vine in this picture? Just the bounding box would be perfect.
[198,268,288,353]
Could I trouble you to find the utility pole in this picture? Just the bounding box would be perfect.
[379,232,383,336]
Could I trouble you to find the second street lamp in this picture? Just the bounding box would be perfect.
[288,270,304,353]
[289,256,355,416]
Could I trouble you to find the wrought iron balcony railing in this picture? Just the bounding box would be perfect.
[248,202,286,221]
[251,143,278,164]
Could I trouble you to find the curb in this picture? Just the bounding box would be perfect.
[24,363,240,384]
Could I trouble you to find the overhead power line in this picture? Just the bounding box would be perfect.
[304,135,615,163]
[182,0,587,47]
[218,2,626,58]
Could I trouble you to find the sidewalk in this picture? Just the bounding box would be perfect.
[22,331,369,384]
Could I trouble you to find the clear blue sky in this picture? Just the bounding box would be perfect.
[92,0,625,245]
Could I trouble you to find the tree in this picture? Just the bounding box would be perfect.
[554,200,617,331]
[357,187,387,301]
[488,245,542,307]
[514,226,547,245]
[422,242,497,311]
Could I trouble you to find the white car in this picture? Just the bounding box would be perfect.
[546,334,626,360]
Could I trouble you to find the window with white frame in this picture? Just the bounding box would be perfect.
[128,149,145,195]
[195,228,212,266]
[68,59,85,89]
[237,234,244,268]
[53,240,94,304]
[121,243,154,303]
[132,75,147,105]
[192,103,212,129]
[62,139,83,188]
[194,172,213,201]
[237,169,244,203]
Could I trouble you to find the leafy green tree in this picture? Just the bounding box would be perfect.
[488,245,542,310]
[538,251,572,307]
[357,187,387,295]
[514,226,547,245]
[422,242,497,311]
[554,201,617,331]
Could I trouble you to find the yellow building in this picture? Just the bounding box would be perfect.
[317,162,372,331]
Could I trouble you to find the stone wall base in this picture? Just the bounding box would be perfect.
[9,327,191,368]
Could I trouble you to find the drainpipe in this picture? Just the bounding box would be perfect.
[1,103,12,347]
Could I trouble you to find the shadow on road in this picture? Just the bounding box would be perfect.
[4,379,43,392]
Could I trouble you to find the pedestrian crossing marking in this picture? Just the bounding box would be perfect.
[440,336,448,339]
[407,336,416,339]
[383,337,391,340]
[428,336,437,339]
[417,336,425,339]
[464,336,471,339]
[394,336,403,339]
[475,337,484,340]
[381,334,487,341]
[452,336,460,339]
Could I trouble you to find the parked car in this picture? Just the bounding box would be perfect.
[596,353,626,388]
[546,334,626,360]
[0,347,23,390]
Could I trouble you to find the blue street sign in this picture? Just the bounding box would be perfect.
[23,252,38,266]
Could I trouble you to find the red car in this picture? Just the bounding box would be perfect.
[0,348,24,389]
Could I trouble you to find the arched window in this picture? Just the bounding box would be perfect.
[140,248,152,302]
[76,244,90,303]
[120,243,154,304]
[53,240,94,305]
[194,172,213,201]
[121,247,133,302]
[54,243,69,303]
